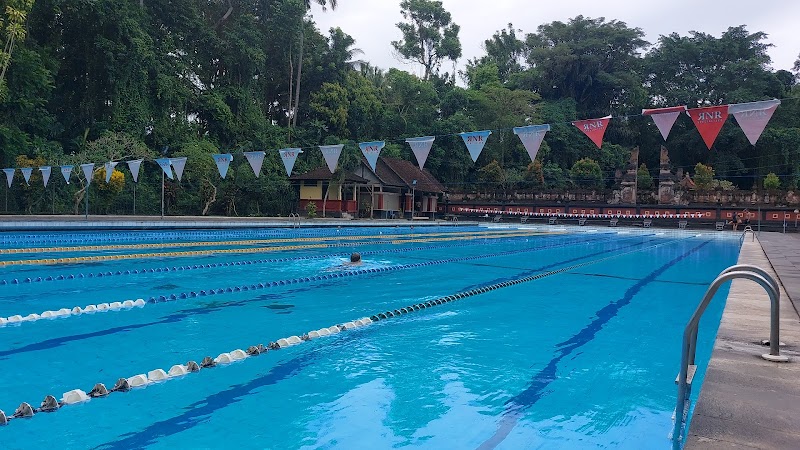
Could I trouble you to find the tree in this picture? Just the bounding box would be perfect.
[392,0,461,80]
[570,158,603,189]
[694,163,715,191]
[637,163,654,190]
[525,160,544,187]
[524,16,648,116]
[473,24,525,83]
[763,172,780,190]
[0,0,35,101]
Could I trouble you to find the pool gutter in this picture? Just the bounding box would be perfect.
[684,233,800,448]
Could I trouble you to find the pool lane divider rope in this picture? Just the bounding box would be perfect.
[0,234,618,326]
[0,231,553,267]
[0,229,539,256]
[0,232,570,286]
[0,235,689,426]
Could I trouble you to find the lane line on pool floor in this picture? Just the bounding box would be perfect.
[0,235,691,426]
[0,232,573,286]
[0,234,615,326]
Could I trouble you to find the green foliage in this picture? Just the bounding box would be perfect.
[694,163,715,191]
[637,163,654,190]
[0,5,797,214]
[763,172,781,190]
[570,158,603,189]
[305,201,317,218]
[392,0,461,80]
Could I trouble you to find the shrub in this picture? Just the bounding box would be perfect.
[570,158,603,189]
[305,201,317,218]
[763,172,781,190]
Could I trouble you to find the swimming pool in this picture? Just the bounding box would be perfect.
[0,225,739,449]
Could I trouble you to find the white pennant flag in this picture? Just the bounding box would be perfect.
[279,148,302,177]
[39,166,51,187]
[104,161,118,183]
[729,99,781,145]
[155,158,174,180]
[359,141,385,172]
[405,136,435,169]
[127,159,143,183]
[643,106,687,141]
[20,168,32,186]
[459,130,492,162]
[170,157,187,181]
[212,154,233,179]
[80,163,95,186]
[319,144,344,173]
[244,151,266,177]
[61,165,73,184]
[2,168,14,188]
[513,125,550,162]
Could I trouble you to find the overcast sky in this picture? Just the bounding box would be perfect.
[310,0,799,81]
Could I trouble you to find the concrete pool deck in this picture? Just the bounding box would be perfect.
[686,232,800,449]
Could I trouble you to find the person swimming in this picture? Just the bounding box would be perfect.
[350,252,361,264]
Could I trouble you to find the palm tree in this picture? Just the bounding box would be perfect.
[289,0,339,131]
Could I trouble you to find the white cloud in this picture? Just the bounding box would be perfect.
[310,0,799,79]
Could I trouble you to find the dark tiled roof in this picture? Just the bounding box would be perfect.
[379,157,446,193]
[290,167,369,183]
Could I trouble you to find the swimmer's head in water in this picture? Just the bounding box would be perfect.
[350,252,361,263]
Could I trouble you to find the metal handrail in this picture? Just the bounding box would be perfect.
[673,267,783,445]
[740,226,755,244]
[288,213,300,229]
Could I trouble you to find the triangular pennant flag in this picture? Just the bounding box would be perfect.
[687,105,729,149]
[359,141,385,172]
[104,161,118,183]
[513,125,550,162]
[80,163,95,186]
[278,148,302,177]
[459,130,492,162]
[405,136,435,169]
[127,159,143,183]
[60,165,73,184]
[39,166,51,187]
[2,168,14,188]
[20,168,32,186]
[243,151,266,178]
[642,106,686,141]
[572,116,611,149]
[319,144,344,173]
[170,157,187,181]
[212,154,233,179]
[729,99,780,146]
[155,158,174,180]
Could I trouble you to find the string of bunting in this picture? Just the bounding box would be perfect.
[0,98,789,189]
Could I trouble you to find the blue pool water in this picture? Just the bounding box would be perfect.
[0,226,739,449]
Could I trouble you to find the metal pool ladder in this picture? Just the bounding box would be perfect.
[289,213,300,229]
[671,264,787,447]
[740,225,755,244]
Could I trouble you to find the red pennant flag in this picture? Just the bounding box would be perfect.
[572,116,611,149]
[686,105,728,149]
[642,106,686,141]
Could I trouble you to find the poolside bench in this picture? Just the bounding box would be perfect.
[548,217,557,225]
[678,220,688,229]
[578,218,587,226]
[715,221,725,231]
[643,219,652,228]
[609,218,618,227]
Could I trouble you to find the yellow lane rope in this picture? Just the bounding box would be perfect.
[0,229,534,255]
[0,231,554,267]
